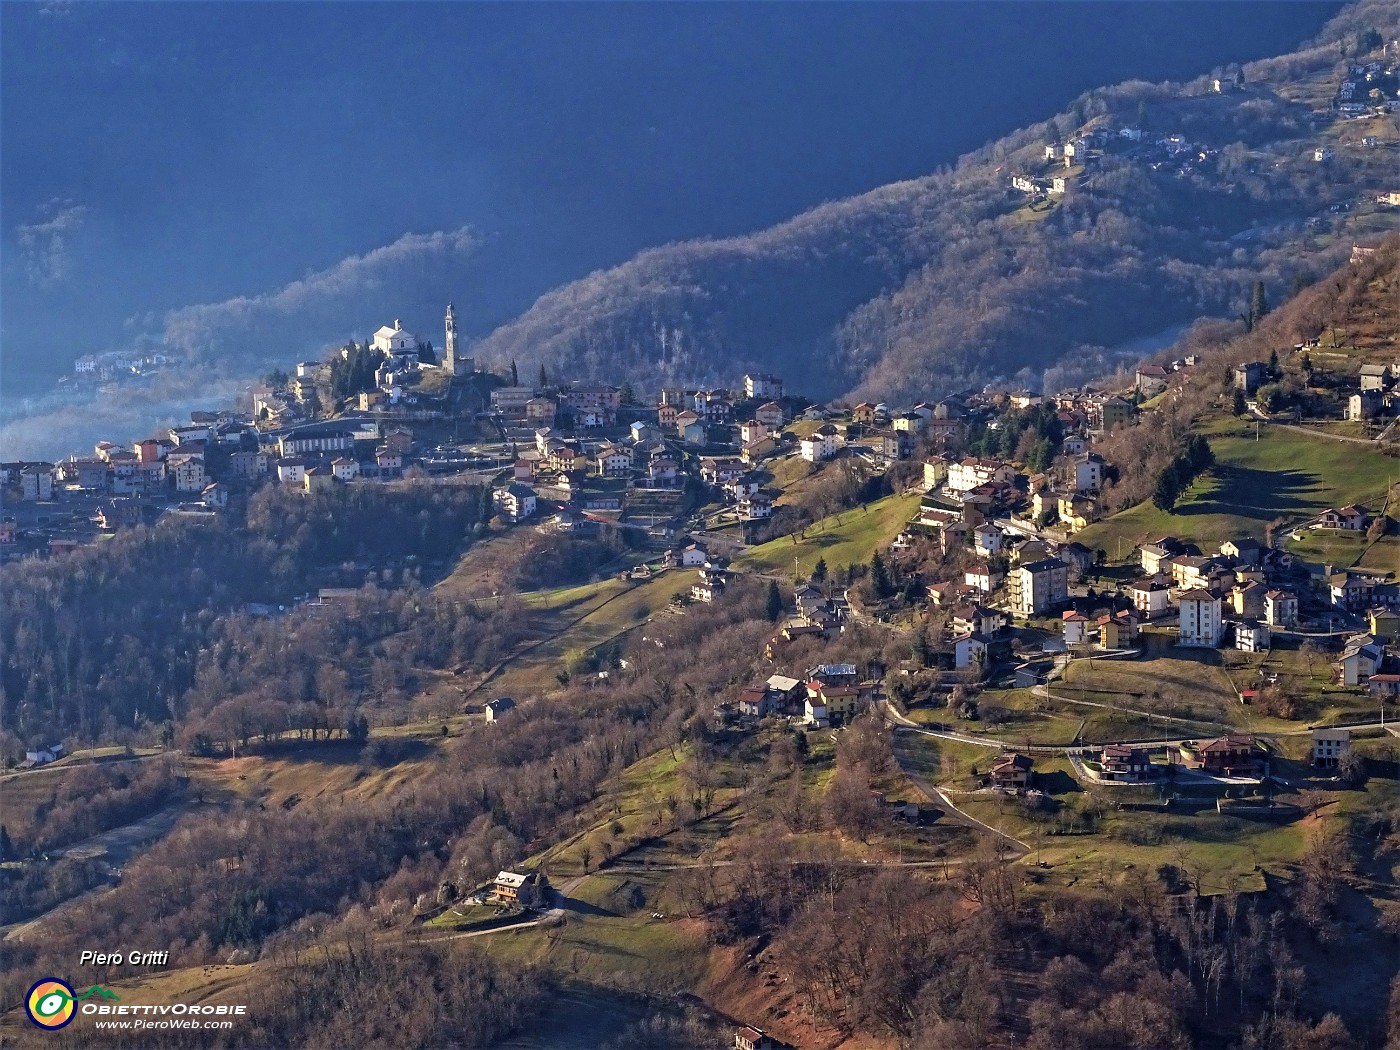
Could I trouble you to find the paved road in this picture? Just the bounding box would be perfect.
[1249,408,1392,446]
[0,753,164,784]
[2,803,191,942]
[1031,684,1228,732]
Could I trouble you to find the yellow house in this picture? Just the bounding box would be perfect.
[807,680,861,725]
[303,466,337,493]
[1031,488,1056,521]
[923,456,948,491]
[1371,608,1400,641]
[1057,492,1098,533]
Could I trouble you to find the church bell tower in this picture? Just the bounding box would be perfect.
[444,302,471,377]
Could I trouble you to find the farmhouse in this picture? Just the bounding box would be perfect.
[989,752,1033,790]
[1099,745,1152,782]
[1311,727,1352,769]
[491,870,541,906]
[485,697,516,722]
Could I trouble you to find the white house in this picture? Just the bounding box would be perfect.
[799,424,840,463]
[276,459,306,486]
[964,561,1004,594]
[1131,577,1171,619]
[1177,589,1223,647]
[1337,637,1384,686]
[493,483,537,523]
[744,374,783,400]
[1073,454,1105,492]
[1062,610,1090,646]
[739,492,773,519]
[973,523,1004,557]
[372,319,417,355]
[677,543,708,568]
[947,458,1013,494]
[953,633,989,671]
[1311,727,1352,768]
[1235,621,1271,652]
[332,456,359,482]
[167,453,206,493]
[595,444,633,477]
[1264,589,1298,628]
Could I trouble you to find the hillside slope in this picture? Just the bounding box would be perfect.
[474,0,1400,403]
[1079,234,1400,556]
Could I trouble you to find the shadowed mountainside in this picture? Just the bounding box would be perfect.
[473,0,1400,403]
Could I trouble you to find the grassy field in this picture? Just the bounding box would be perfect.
[425,900,529,932]
[475,896,713,993]
[1078,421,1395,560]
[1046,633,1379,734]
[1055,641,1241,724]
[1285,528,1373,567]
[734,489,921,579]
[1358,534,1400,573]
[957,779,1313,895]
[186,738,445,809]
[482,572,687,698]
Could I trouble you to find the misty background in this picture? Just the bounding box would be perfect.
[1,0,1340,458]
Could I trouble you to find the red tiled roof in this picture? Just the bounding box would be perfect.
[1199,735,1255,753]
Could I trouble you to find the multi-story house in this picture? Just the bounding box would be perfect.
[1177,589,1223,647]
[1012,558,1069,616]
[744,374,783,400]
[493,483,537,523]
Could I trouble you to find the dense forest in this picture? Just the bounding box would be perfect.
[471,0,1400,404]
[0,583,782,1024]
[0,483,488,746]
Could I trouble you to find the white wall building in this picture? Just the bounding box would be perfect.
[1177,589,1223,647]
[372,319,416,355]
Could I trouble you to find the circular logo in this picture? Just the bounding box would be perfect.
[26,978,76,1030]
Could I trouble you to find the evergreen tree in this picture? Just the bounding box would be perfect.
[510,360,519,386]
[764,580,783,622]
[1253,281,1268,324]
[912,622,931,668]
[0,824,11,862]
[1027,438,1055,473]
[1152,466,1180,513]
[812,557,828,583]
[997,424,1018,459]
[1267,348,1280,380]
[347,713,370,743]
[869,551,893,600]
[619,381,636,405]
[1232,389,1247,416]
[1187,435,1214,472]
[538,363,548,388]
